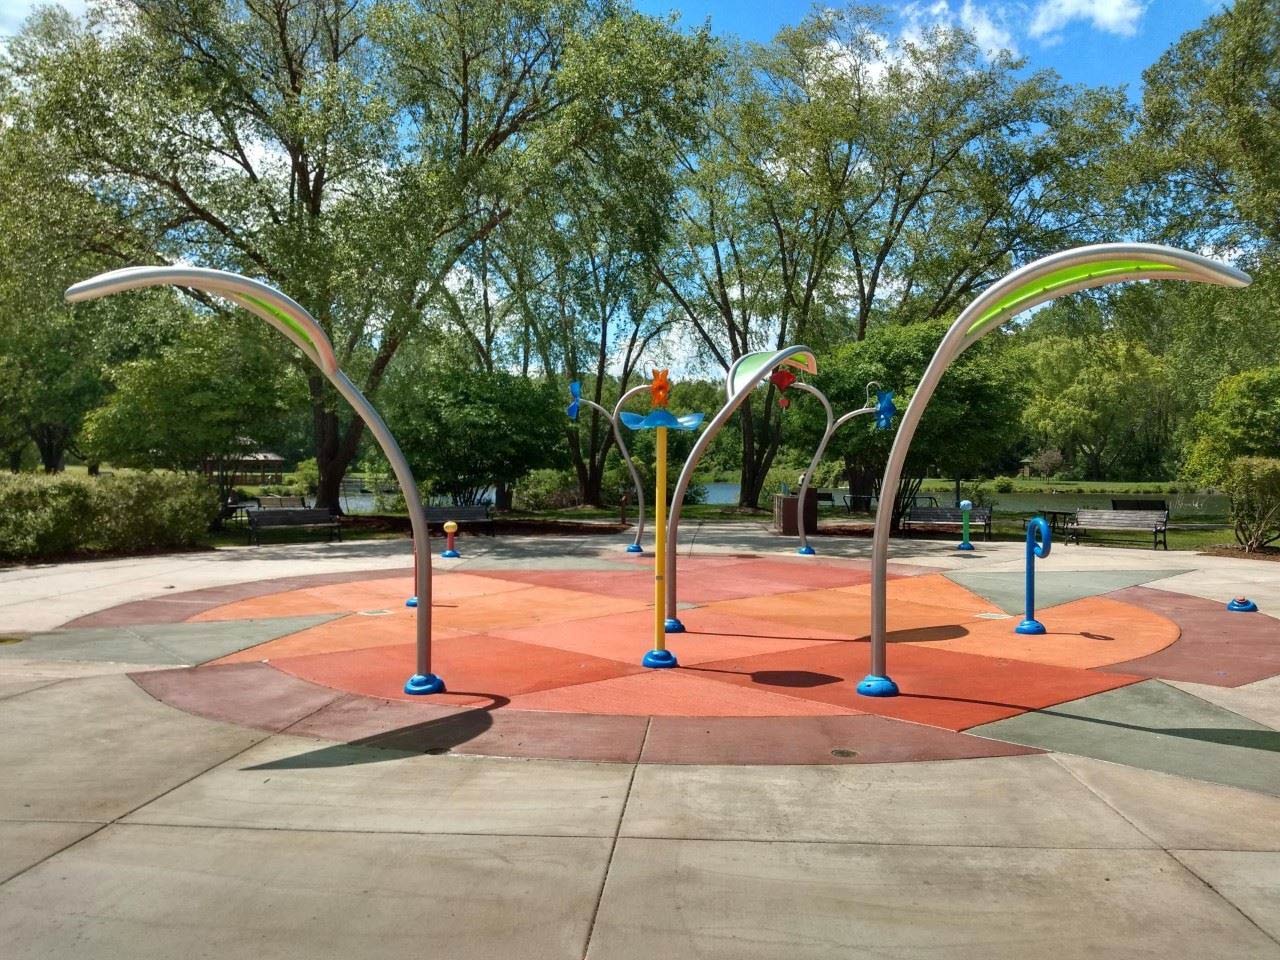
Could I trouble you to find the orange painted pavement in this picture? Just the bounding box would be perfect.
[175,564,1160,730]
[190,572,530,622]
[689,641,1144,730]
[211,611,475,665]
[268,632,645,704]
[905,596,1181,669]
[488,607,849,665]
[504,669,858,717]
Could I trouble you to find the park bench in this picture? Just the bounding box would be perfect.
[424,504,495,536]
[902,505,993,540]
[816,490,834,508]
[1067,509,1169,550]
[256,494,308,509]
[248,508,340,545]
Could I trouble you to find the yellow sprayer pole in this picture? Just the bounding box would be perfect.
[653,425,668,653]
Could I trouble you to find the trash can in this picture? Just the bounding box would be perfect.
[773,489,818,536]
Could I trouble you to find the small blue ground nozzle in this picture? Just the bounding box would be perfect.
[797,545,816,555]
[404,673,446,695]
[405,596,418,608]
[1227,597,1258,613]
[1015,618,1047,635]
[956,541,976,551]
[857,674,899,697]
[642,649,678,669]
[441,548,461,559]
[626,543,643,553]
[664,617,686,633]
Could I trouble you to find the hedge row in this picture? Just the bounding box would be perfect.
[0,472,219,561]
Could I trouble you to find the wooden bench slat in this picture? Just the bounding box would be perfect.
[902,506,993,540]
[248,509,340,545]
[1068,509,1168,549]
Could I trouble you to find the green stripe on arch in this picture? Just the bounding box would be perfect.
[969,260,1181,336]
[240,293,318,355]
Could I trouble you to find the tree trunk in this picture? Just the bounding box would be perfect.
[494,481,512,511]
[308,376,367,515]
[8,446,23,473]
[31,425,68,473]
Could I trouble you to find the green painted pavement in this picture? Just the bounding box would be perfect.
[972,680,1280,796]
[944,569,1190,615]
[0,615,338,666]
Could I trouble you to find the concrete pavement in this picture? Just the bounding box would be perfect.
[2,526,1279,957]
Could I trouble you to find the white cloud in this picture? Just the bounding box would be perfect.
[1029,0,1146,40]
[900,1,1019,59]
[0,0,87,36]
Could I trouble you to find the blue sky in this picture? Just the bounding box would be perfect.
[634,0,1227,95]
[2,1,1224,96]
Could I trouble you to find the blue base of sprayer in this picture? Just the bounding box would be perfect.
[405,597,418,608]
[1015,618,1046,635]
[404,673,446,695]
[642,649,678,669]
[797,545,816,555]
[956,541,975,551]
[664,617,686,633]
[626,543,643,553]
[441,549,460,559]
[857,674,899,697]
[1227,597,1258,612]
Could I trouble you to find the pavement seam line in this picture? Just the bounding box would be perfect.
[1048,750,1280,949]
[580,715,647,960]
[1166,848,1280,949]
[0,698,278,890]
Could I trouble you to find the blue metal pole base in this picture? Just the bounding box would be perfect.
[404,673,446,695]
[405,597,418,608]
[857,674,899,697]
[956,541,975,551]
[1015,618,1046,635]
[797,545,816,555]
[441,549,461,558]
[1227,597,1258,612]
[664,617,686,633]
[642,649,678,669]
[626,543,643,553]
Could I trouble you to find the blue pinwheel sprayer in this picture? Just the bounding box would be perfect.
[1017,516,1052,635]
[770,374,896,556]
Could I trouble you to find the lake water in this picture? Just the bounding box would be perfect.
[334,483,1228,519]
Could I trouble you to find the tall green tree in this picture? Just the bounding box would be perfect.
[1136,0,1280,247]
[804,319,1026,525]
[658,6,1128,507]
[6,0,710,509]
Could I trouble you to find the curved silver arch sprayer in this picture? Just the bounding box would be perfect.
[568,382,651,552]
[859,242,1251,698]
[65,266,447,696]
[793,381,885,556]
[663,345,817,631]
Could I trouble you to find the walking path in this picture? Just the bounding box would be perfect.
[2,523,1278,958]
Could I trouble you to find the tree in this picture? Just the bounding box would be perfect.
[82,317,294,503]
[657,6,1128,507]
[1183,366,1280,486]
[1024,337,1173,481]
[7,0,711,509]
[806,319,1026,526]
[1135,0,1280,248]
[386,369,564,505]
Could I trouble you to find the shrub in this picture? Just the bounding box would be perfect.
[0,475,92,558]
[993,476,1016,493]
[514,469,580,511]
[1223,457,1280,552]
[0,472,218,561]
[293,458,320,495]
